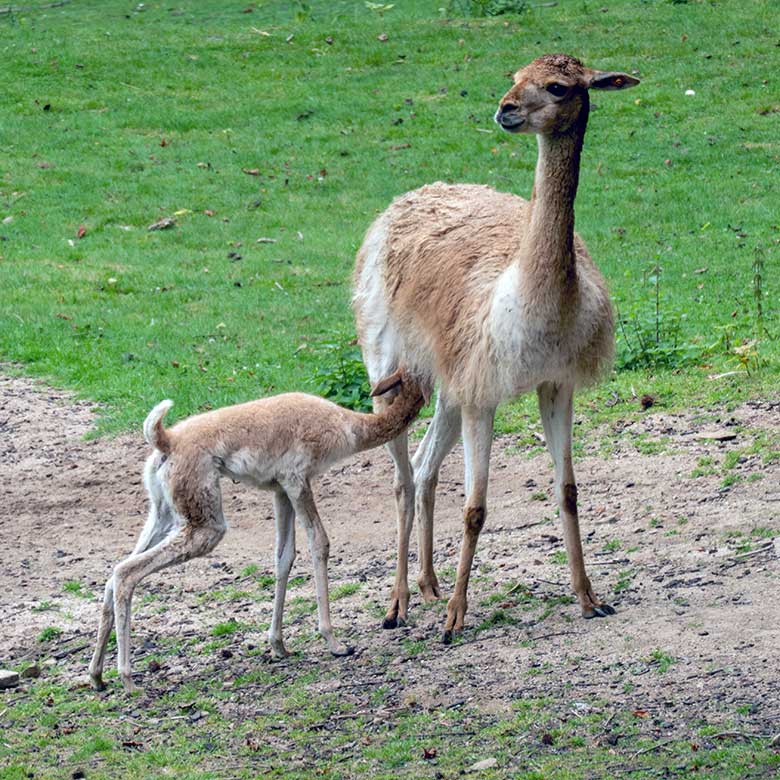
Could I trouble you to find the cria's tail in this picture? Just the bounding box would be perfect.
[143,400,174,455]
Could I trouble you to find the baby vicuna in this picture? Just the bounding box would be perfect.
[89,369,425,693]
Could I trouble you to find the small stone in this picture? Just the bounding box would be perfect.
[20,664,41,679]
[0,670,20,689]
[697,429,737,442]
[468,757,498,771]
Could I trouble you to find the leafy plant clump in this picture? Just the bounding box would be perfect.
[444,0,528,17]
[310,340,372,412]
[616,265,706,371]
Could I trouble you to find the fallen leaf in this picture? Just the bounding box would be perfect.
[422,747,437,760]
[242,168,261,176]
[632,709,649,718]
[77,225,86,239]
[377,32,388,41]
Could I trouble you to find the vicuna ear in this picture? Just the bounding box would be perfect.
[370,368,404,397]
[587,71,640,91]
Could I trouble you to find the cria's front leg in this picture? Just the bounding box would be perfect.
[269,491,297,658]
[289,484,355,658]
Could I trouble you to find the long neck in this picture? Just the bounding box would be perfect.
[523,102,588,284]
[351,382,425,453]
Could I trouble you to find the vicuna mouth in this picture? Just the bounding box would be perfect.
[494,111,525,133]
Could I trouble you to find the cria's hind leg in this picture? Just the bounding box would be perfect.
[538,382,615,619]
[89,574,117,691]
[113,465,226,693]
[89,480,177,691]
[112,518,225,693]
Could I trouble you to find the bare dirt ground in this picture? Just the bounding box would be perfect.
[2,372,780,775]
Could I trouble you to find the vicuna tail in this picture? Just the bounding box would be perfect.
[143,400,174,455]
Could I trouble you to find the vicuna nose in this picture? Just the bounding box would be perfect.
[498,102,519,117]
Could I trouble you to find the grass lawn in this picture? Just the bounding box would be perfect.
[1,0,777,434]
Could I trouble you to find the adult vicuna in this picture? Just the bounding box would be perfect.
[352,54,639,640]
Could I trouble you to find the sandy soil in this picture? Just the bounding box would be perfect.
[1,372,779,745]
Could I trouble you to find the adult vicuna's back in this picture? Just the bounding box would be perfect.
[352,53,639,639]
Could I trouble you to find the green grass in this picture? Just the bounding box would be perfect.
[1,0,778,435]
[210,619,242,637]
[36,626,62,643]
[3,656,778,779]
[331,581,362,600]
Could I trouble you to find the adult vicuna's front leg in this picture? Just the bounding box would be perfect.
[268,490,296,658]
[443,405,496,643]
[537,382,614,619]
[289,484,354,657]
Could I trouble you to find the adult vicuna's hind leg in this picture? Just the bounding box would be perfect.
[412,393,461,604]
[372,392,415,630]
[537,381,614,619]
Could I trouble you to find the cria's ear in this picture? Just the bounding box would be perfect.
[371,368,403,397]
[587,70,640,91]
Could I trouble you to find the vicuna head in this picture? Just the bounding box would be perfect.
[495,53,639,136]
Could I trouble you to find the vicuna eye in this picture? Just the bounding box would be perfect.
[546,83,568,97]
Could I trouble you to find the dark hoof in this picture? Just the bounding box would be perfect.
[585,604,617,619]
[442,630,453,645]
[382,616,398,630]
[332,645,355,658]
